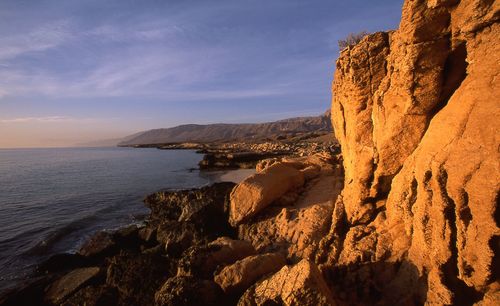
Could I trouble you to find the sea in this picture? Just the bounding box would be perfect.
[0,147,253,294]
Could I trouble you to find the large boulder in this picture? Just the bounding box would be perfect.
[237,159,344,260]
[214,253,286,294]
[229,163,305,226]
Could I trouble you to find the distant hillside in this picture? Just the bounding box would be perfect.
[118,111,332,146]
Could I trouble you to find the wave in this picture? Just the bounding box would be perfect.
[22,201,145,257]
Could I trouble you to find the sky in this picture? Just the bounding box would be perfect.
[0,0,403,148]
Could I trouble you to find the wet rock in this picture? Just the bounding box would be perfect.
[214,253,286,294]
[78,231,116,258]
[45,267,100,305]
[178,237,256,278]
[154,276,224,306]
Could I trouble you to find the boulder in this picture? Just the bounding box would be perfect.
[214,253,286,294]
[238,259,336,306]
[238,167,343,260]
[229,163,305,226]
[45,267,100,305]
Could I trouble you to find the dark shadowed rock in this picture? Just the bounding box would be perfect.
[61,285,118,306]
[37,253,88,275]
[154,276,225,306]
[178,237,256,278]
[45,267,100,305]
[105,251,173,306]
[0,276,54,306]
[145,182,237,256]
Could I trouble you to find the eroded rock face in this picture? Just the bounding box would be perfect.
[330,0,499,304]
[238,259,337,306]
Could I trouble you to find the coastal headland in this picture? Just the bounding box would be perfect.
[1,0,499,305]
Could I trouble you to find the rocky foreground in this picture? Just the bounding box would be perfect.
[2,0,499,305]
[0,153,343,306]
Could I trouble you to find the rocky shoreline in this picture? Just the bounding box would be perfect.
[122,131,338,170]
[1,151,343,306]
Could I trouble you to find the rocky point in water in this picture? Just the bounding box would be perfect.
[1,0,498,305]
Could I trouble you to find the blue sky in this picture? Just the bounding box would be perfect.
[0,0,403,147]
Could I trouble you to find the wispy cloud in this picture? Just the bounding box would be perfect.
[0,116,98,124]
[0,19,70,60]
[0,116,73,123]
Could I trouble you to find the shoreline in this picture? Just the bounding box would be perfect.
[0,165,255,297]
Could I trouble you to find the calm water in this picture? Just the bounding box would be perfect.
[0,147,227,293]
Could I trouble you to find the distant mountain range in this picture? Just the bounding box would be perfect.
[117,111,332,146]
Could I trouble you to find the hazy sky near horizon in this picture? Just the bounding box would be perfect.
[0,0,403,148]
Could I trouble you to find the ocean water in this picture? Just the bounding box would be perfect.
[0,147,234,293]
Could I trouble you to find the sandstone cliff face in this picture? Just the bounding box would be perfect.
[331,0,499,304]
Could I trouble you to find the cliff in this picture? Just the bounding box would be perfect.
[328,0,499,304]
[220,0,499,304]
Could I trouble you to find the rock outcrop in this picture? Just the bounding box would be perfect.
[238,259,336,306]
[329,0,500,304]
